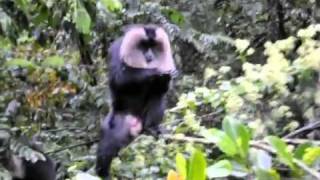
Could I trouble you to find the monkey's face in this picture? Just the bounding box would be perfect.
[120,24,176,73]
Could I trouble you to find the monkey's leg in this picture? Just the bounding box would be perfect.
[143,97,167,137]
[96,135,120,180]
[96,115,135,179]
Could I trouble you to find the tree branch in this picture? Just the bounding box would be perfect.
[283,121,320,138]
[46,139,98,155]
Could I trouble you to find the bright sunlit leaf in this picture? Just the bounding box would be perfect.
[175,153,187,179]
[101,0,122,12]
[188,149,206,180]
[267,136,294,169]
[302,147,320,165]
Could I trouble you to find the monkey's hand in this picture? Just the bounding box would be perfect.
[169,69,179,78]
[159,69,178,77]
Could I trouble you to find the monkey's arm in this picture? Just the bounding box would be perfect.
[143,96,166,136]
[110,63,167,87]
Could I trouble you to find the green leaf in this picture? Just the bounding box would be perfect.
[0,37,12,50]
[204,128,238,156]
[267,136,294,169]
[222,116,238,141]
[74,1,91,34]
[101,0,123,12]
[294,143,312,159]
[5,58,36,69]
[175,153,187,179]
[42,56,64,68]
[188,149,206,180]
[222,116,251,158]
[32,6,49,25]
[235,123,251,158]
[302,147,320,165]
[255,169,280,180]
[207,160,232,178]
[15,0,29,14]
[162,8,185,26]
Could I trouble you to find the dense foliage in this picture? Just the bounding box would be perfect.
[0,0,320,179]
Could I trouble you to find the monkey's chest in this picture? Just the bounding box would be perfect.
[112,77,169,113]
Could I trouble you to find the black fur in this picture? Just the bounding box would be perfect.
[96,112,140,178]
[0,144,56,180]
[12,157,56,180]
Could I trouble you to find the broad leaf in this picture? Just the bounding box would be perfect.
[302,147,320,165]
[235,123,251,158]
[207,159,232,178]
[255,169,280,180]
[222,116,251,158]
[176,153,187,179]
[267,136,294,169]
[294,143,312,159]
[74,1,91,34]
[204,128,237,156]
[32,6,49,26]
[15,0,29,14]
[188,149,206,180]
[101,0,122,12]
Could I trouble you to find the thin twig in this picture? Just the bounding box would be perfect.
[44,127,85,133]
[283,121,320,138]
[162,134,212,144]
[293,159,320,179]
[162,109,223,126]
[46,139,98,155]
[250,141,275,153]
[284,138,320,146]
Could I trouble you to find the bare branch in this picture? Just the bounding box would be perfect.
[283,121,320,139]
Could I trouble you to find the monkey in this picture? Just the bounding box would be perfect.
[96,112,143,178]
[96,24,177,179]
[4,153,56,180]
[108,24,176,133]
[0,134,56,180]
